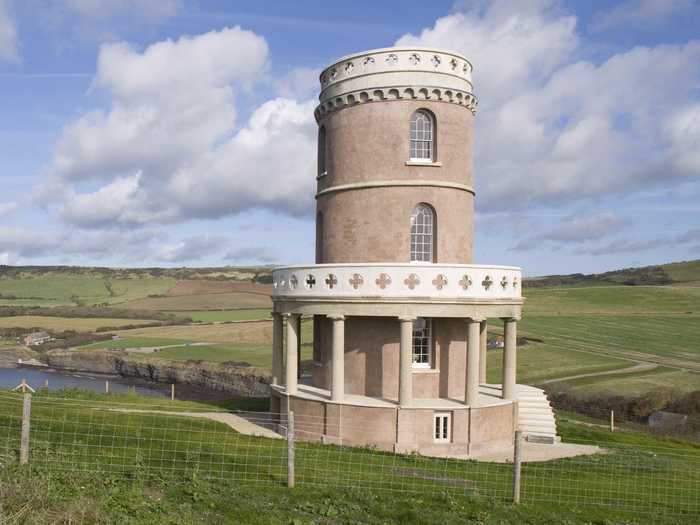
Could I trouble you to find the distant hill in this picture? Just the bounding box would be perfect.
[0,265,274,284]
[524,259,700,288]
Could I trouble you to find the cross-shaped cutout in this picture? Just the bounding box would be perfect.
[512,278,519,289]
[459,275,472,290]
[500,276,508,290]
[349,273,364,289]
[305,274,316,289]
[432,274,448,290]
[404,273,420,290]
[290,275,298,290]
[325,274,337,289]
[375,273,392,289]
[482,276,492,290]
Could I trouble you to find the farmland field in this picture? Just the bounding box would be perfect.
[124,292,272,311]
[0,315,158,331]
[0,276,175,307]
[184,309,272,322]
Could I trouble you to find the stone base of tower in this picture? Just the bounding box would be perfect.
[271,384,518,458]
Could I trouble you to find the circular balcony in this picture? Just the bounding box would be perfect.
[272,263,521,303]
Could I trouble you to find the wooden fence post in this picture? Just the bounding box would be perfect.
[287,411,295,488]
[105,381,110,394]
[20,393,32,465]
[171,384,175,401]
[610,410,615,432]
[513,430,522,504]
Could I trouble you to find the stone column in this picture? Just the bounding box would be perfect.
[502,318,517,400]
[296,315,302,380]
[398,317,415,406]
[330,315,345,402]
[271,312,284,386]
[479,320,487,384]
[465,318,481,406]
[285,313,299,395]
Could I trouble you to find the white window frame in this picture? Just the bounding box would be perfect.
[434,412,451,443]
[412,317,432,369]
[409,110,434,162]
[410,204,434,263]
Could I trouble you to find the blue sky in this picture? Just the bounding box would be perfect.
[0,0,698,276]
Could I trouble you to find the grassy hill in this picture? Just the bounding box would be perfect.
[524,259,700,287]
[0,390,697,524]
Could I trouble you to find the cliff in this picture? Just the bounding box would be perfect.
[45,349,271,397]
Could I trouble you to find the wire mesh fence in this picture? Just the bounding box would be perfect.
[0,391,698,523]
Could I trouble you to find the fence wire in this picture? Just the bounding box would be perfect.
[0,391,698,523]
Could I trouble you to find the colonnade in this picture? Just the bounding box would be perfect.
[271,313,518,406]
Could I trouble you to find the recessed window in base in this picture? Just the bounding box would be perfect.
[434,413,451,442]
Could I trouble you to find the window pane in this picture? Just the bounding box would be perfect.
[410,111,433,160]
[412,317,431,365]
[410,204,434,262]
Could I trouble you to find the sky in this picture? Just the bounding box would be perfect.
[0,0,698,276]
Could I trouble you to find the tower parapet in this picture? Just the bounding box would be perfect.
[315,47,477,121]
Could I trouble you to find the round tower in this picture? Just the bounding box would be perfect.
[314,48,477,264]
[269,47,537,458]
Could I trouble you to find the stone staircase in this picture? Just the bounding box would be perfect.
[481,384,559,443]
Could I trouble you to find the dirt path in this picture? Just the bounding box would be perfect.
[541,362,658,384]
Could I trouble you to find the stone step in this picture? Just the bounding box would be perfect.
[526,434,557,444]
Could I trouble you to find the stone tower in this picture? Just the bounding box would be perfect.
[270,48,556,456]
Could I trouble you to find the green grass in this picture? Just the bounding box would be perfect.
[0,276,175,307]
[523,284,700,315]
[518,315,700,369]
[79,336,313,367]
[80,337,188,350]
[184,309,272,322]
[0,390,697,524]
[486,343,630,385]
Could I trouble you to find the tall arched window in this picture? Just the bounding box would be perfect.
[409,110,434,162]
[410,203,435,262]
[318,126,327,176]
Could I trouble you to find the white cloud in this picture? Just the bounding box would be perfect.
[225,246,277,264]
[0,201,18,217]
[0,0,18,62]
[396,2,700,210]
[274,67,321,99]
[155,235,228,263]
[41,27,320,229]
[510,211,624,251]
[592,0,695,32]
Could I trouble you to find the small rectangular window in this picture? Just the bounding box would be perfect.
[434,413,451,442]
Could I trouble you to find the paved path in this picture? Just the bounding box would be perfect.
[471,441,602,463]
[107,408,283,439]
[541,362,658,384]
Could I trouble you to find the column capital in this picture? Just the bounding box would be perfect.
[398,316,417,322]
[466,316,485,323]
[500,316,520,322]
[327,314,346,321]
[281,312,298,319]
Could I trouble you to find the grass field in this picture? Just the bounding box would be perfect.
[184,309,272,322]
[0,315,158,332]
[0,276,175,307]
[125,291,272,311]
[0,390,697,524]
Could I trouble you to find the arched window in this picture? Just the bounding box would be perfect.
[409,110,434,161]
[318,126,327,176]
[410,203,435,262]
